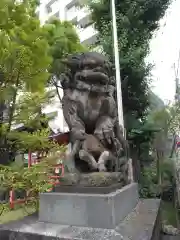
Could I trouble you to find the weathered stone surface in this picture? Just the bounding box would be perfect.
[79,172,123,187]
[60,172,124,187]
[116,199,161,240]
[0,224,123,240]
[60,51,129,176]
[0,199,161,240]
[39,183,139,229]
[162,235,180,240]
[60,173,80,185]
[162,225,180,236]
[54,182,124,194]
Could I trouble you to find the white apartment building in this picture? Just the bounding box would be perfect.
[37,0,98,46]
[36,0,98,133]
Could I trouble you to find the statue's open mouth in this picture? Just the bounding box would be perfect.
[75,70,109,85]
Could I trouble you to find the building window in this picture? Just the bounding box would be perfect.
[65,5,78,25]
[82,21,93,29]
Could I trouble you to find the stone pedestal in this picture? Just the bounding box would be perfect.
[0,183,162,240]
[39,183,139,229]
[0,199,161,240]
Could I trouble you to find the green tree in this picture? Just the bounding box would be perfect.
[150,103,180,178]
[0,1,66,215]
[14,90,56,130]
[0,131,66,215]
[0,0,51,129]
[0,0,52,164]
[139,103,180,198]
[86,0,170,125]
[43,18,86,102]
[147,106,171,185]
[85,0,171,184]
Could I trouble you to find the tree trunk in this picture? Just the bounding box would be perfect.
[7,73,20,132]
[156,151,162,186]
[131,145,141,182]
[55,85,62,103]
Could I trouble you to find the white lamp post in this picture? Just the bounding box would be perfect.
[111,0,124,131]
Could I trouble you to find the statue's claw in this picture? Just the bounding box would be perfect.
[79,150,98,170]
[98,163,107,172]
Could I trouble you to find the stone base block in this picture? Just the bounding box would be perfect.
[54,182,125,194]
[39,183,139,229]
[57,172,126,188]
[0,199,161,240]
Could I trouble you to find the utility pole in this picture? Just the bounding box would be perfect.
[111,0,124,131]
[111,0,134,183]
[174,50,180,103]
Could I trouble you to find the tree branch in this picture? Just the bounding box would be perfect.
[55,84,62,102]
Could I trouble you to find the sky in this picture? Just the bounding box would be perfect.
[147,0,180,103]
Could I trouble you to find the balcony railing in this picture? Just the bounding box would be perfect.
[48,10,60,19]
[77,24,98,45]
[45,0,59,16]
[77,9,91,28]
[66,6,78,23]
[66,0,79,10]
[46,0,58,8]
[66,5,91,27]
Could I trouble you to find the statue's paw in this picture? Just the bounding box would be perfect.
[79,150,98,170]
[98,163,107,172]
[72,130,86,141]
[79,149,85,158]
[91,162,98,170]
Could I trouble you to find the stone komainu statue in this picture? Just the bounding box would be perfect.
[61,52,128,179]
